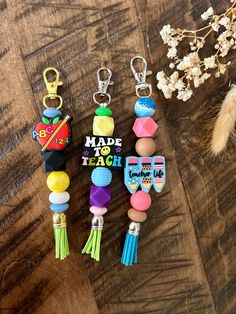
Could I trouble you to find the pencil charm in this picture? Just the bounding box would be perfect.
[32,67,72,260]
[81,67,123,261]
[121,56,166,266]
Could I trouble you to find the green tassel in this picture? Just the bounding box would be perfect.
[54,227,70,260]
[82,215,103,261]
[53,213,70,260]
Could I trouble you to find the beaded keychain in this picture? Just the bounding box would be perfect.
[32,68,72,260]
[121,56,166,266]
[82,67,123,261]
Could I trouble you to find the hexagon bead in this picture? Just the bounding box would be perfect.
[133,117,158,138]
[134,97,157,117]
[47,171,70,192]
[90,185,111,207]
[128,208,147,222]
[49,191,70,204]
[90,206,108,215]
[130,191,151,211]
[95,107,112,116]
[135,138,156,156]
[50,202,69,213]
[91,167,112,186]
[93,116,114,136]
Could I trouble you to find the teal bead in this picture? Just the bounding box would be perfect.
[91,167,112,186]
[134,97,157,117]
[95,107,112,116]
[50,202,69,212]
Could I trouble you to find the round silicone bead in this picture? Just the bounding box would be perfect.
[89,206,108,215]
[91,167,112,186]
[130,191,151,211]
[50,202,69,212]
[47,171,70,192]
[95,107,112,116]
[49,191,70,204]
[128,208,147,222]
[134,97,157,117]
[135,138,156,156]
[43,108,62,118]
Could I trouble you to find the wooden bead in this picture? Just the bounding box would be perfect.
[135,138,156,156]
[128,208,147,222]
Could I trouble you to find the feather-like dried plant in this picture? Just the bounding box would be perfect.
[211,84,236,155]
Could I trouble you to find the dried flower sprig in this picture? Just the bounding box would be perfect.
[156,1,236,101]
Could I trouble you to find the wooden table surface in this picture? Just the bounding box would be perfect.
[0,0,235,313]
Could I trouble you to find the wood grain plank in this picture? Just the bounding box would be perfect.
[0,0,235,313]
[0,3,98,313]
[138,0,236,313]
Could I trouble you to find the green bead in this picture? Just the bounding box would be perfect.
[95,107,112,116]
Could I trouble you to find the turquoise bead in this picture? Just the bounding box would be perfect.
[50,202,69,212]
[91,167,112,186]
[134,97,157,117]
[43,108,62,118]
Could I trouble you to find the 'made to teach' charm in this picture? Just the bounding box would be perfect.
[82,135,123,169]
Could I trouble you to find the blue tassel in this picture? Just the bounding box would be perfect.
[121,222,140,266]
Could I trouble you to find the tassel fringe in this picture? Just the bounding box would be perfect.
[82,215,104,261]
[121,221,140,266]
[53,213,70,260]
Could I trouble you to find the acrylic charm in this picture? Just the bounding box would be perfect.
[124,156,166,193]
[82,135,122,168]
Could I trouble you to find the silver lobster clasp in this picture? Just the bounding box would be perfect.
[130,56,152,98]
[93,67,114,107]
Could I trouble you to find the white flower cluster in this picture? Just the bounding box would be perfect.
[156,1,236,101]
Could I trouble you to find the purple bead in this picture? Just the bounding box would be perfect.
[90,185,111,207]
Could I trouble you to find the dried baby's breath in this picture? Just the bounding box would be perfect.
[156,1,236,101]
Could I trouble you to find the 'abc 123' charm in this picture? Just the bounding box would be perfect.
[32,107,72,152]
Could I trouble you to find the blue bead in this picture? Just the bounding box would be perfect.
[91,167,112,186]
[134,97,157,117]
[50,202,69,212]
[43,108,62,118]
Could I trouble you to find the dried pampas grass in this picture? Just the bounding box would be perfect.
[211,85,236,155]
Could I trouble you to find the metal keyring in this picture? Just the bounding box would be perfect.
[43,94,63,109]
[136,84,152,98]
[93,91,111,107]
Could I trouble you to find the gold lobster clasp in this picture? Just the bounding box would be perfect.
[43,67,63,109]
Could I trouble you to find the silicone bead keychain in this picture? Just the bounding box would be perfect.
[121,56,166,266]
[81,67,123,261]
[32,67,72,260]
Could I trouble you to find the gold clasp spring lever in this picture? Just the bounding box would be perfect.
[93,67,114,107]
[130,56,152,98]
[43,67,63,109]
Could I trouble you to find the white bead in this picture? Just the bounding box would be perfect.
[49,191,70,204]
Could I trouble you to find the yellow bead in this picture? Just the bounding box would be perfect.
[47,171,70,192]
[93,116,114,136]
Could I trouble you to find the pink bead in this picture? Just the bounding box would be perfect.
[89,206,107,215]
[130,191,151,211]
[133,117,158,138]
